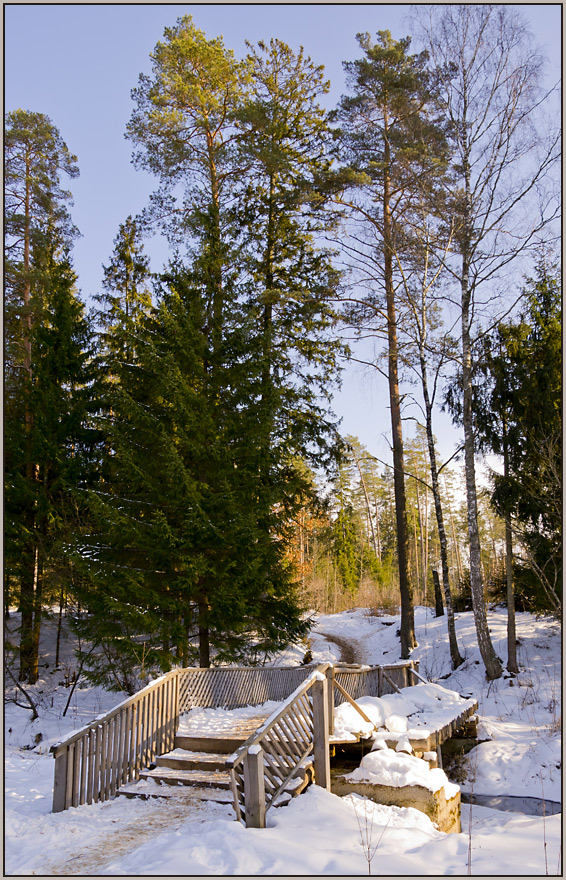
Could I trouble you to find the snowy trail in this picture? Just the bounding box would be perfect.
[317,631,360,664]
[35,797,233,876]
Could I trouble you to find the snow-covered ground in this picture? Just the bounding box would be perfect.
[4,606,562,875]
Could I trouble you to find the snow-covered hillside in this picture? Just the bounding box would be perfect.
[5,606,561,875]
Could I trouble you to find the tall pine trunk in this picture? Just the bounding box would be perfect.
[19,152,39,682]
[383,119,414,658]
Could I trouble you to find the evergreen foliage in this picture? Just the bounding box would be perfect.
[477,260,561,613]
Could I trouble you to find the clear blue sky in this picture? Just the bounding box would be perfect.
[5,3,561,464]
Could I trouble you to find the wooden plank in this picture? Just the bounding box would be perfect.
[93,726,102,803]
[333,678,373,724]
[128,703,136,783]
[134,699,142,777]
[381,670,403,695]
[52,747,68,813]
[79,735,87,806]
[110,714,120,797]
[167,676,175,750]
[86,729,95,805]
[326,666,334,735]
[65,742,75,809]
[100,724,108,802]
[264,729,296,771]
[119,706,129,787]
[229,768,243,823]
[141,694,149,768]
[72,738,81,807]
[277,709,307,753]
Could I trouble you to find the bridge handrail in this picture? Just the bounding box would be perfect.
[225,663,332,827]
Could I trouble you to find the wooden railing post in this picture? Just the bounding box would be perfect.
[312,673,330,791]
[243,745,266,828]
[325,665,334,735]
[52,747,68,812]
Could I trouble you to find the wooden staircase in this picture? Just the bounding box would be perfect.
[117,713,314,807]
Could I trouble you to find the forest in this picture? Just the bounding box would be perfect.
[5,5,561,696]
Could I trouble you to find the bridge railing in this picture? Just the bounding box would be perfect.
[225,664,332,828]
[51,669,180,812]
[51,660,420,812]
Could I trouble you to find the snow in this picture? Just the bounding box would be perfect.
[177,701,280,736]
[331,681,477,748]
[345,749,461,800]
[4,605,561,875]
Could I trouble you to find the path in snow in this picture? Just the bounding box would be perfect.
[39,797,232,876]
[317,631,360,664]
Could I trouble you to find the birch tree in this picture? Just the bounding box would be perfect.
[413,5,560,679]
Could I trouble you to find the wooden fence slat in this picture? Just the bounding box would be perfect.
[110,713,120,797]
[128,703,136,782]
[72,739,81,807]
[86,729,95,805]
[100,724,109,802]
[135,699,142,777]
[75,739,82,808]
[65,742,75,809]
[79,736,87,806]
[93,726,102,802]
[280,709,308,752]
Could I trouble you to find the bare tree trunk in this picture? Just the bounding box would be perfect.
[421,362,463,667]
[462,246,502,680]
[351,446,380,561]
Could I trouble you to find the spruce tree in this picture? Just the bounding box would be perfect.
[76,265,310,688]
[4,110,80,681]
[5,246,99,682]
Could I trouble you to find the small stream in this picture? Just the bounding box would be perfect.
[461,792,561,816]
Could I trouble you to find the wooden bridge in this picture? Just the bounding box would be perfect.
[50,661,477,828]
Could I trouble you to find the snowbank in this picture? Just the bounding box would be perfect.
[345,748,460,800]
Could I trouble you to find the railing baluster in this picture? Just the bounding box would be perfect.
[93,726,102,802]
[65,742,75,809]
[86,729,95,805]
[79,735,87,805]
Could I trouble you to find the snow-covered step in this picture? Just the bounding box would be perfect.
[156,748,228,772]
[117,777,234,803]
[174,733,250,753]
[138,766,232,789]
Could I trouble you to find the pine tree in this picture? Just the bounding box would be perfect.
[331,31,448,656]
